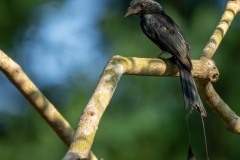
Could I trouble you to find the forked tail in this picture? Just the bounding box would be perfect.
[178,62,207,117]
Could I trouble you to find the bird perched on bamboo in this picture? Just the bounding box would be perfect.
[125,0,207,117]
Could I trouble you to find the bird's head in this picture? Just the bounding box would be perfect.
[125,0,163,17]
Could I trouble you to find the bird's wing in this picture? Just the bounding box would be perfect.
[142,13,192,70]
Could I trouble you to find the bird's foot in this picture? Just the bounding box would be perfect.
[167,56,177,63]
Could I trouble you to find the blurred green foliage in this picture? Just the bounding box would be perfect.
[0,0,42,51]
[1,0,240,160]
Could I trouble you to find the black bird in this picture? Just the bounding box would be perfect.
[125,0,207,117]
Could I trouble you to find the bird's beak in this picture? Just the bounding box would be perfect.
[125,8,133,18]
[125,7,141,18]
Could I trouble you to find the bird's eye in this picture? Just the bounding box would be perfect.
[139,4,143,8]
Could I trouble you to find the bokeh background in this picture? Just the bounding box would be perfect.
[0,0,240,159]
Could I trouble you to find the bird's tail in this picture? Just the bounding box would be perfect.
[178,63,207,117]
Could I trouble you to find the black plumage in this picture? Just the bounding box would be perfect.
[125,0,207,117]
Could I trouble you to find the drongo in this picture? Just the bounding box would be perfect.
[125,0,207,117]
